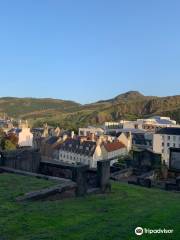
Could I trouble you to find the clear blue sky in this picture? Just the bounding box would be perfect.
[0,0,180,104]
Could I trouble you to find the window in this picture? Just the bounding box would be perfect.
[167,143,170,147]
[173,136,176,141]
[173,143,176,147]
[168,136,171,140]
[162,142,164,147]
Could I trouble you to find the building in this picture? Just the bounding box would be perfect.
[101,141,127,165]
[0,119,14,132]
[136,116,177,131]
[79,126,104,137]
[105,116,178,133]
[117,132,132,152]
[18,125,33,147]
[107,128,152,151]
[40,136,61,160]
[153,128,180,166]
[58,139,101,168]
[58,138,127,169]
[104,122,122,129]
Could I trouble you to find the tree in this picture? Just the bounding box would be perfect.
[4,140,16,151]
[6,133,18,146]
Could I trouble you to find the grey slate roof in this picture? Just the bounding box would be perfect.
[59,139,96,157]
[151,116,176,125]
[156,128,180,135]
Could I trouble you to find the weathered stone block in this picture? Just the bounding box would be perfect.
[97,160,111,193]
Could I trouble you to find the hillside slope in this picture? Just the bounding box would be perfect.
[0,97,81,118]
[0,91,180,128]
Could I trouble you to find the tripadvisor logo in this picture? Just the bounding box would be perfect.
[135,227,144,236]
[135,227,174,236]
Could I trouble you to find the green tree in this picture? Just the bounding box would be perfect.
[4,140,16,151]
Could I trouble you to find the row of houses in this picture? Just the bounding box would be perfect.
[77,116,180,167]
[57,139,127,168]
[1,116,180,169]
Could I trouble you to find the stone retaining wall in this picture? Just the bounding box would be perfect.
[0,148,41,173]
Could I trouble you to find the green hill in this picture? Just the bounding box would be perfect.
[0,91,180,129]
[0,173,180,240]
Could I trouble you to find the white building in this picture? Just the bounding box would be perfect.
[106,128,152,150]
[79,126,104,137]
[117,132,132,152]
[58,139,102,168]
[153,128,180,166]
[105,116,178,132]
[58,138,127,168]
[104,122,122,129]
[136,116,177,131]
[18,126,33,147]
[101,141,127,165]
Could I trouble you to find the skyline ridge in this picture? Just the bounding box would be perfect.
[0,90,180,105]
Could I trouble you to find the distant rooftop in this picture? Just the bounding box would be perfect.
[156,128,180,135]
[150,116,176,125]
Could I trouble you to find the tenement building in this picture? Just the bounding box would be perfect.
[153,128,180,166]
[58,138,127,168]
[58,139,102,168]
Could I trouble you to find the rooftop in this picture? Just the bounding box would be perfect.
[156,127,180,135]
[59,139,97,157]
[103,141,126,152]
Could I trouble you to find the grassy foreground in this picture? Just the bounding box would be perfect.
[0,173,180,240]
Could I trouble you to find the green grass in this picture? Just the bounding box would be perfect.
[0,173,180,240]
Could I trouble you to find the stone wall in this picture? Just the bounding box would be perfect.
[111,168,133,181]
[86,169,98,188]
[0,149,111,196]
[40,160,88,196]
[97,160,111,192]
[40,159,111,195]
[0,148,41,173]
[132,149,161,171]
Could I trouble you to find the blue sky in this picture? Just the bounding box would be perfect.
[0,0,180,103]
